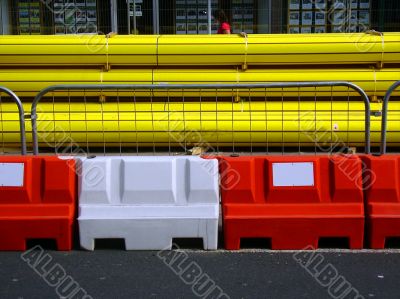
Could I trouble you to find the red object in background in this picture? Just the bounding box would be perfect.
[217,22,231,34]
[361,155,400,249]
[0,156,76,251]
[217,155,365,250]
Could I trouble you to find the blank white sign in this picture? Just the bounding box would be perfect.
[272,162,314,187]
[0,163,24,187]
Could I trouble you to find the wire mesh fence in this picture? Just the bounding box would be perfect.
[381,80,400,155]
[26,82,372,156]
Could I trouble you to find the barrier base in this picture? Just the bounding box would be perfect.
[0,217,73,251]
[224,204,364,250]
[369,215,400,249]
[78,206,218,250]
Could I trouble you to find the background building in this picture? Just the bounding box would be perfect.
[0,0,398,35]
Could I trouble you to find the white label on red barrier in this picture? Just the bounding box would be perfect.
[0,163,24,187]
[272,162,314,187]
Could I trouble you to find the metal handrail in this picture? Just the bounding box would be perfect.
[30,82,371,155]
[380,80,400,155]
[0,86,26,155]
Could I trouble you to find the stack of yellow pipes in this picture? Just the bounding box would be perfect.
[0,33,399,149]
[0,68,398,98]
[1,33,399,67]
[1,101,399,148]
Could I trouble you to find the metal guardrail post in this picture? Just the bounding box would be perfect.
[30,82,371,155]
[0,86,26,155]
[380,80,400,155]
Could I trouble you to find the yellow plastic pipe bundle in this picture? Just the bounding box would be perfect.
[0,33,399,67]
[0,68,399,98]
[0,35,157,67]
[158,33,400,67]
[0,101,397,148]
[0,33,399,152]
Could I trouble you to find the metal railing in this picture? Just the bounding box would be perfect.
[30,82,371,156]
[0,86,26,155]
[380,80,400,155]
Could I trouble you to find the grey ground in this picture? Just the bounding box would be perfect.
[1,247,400,299]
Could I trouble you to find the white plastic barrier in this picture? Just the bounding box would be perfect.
[77,156,219,250]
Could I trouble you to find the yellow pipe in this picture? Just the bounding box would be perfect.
[0,35,109,66]
[0,33,398,67]
[0,102,397,148]
[159,33,400,66]
[0,68,399,98]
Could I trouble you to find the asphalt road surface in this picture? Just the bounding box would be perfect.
[1,245,400,299]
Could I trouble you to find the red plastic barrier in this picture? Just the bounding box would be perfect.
[218,155,365,250]
[0,156,76,251]
[361,155,400,249]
